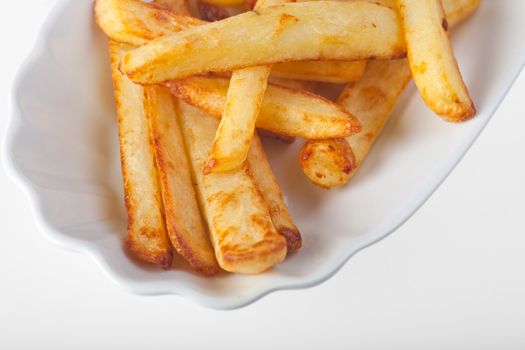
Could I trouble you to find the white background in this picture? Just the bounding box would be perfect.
[1,1,524,349]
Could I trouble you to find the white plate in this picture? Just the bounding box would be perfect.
[4,0,525,309]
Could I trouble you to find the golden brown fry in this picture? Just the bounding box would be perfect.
[397,0,475,121]
[340,59,413,175]
[299,0,481,188]
[248,135,302,253]
[109,41,172,269]
[95,0,204,46]
[96,0,384,84]
[300,139,357,189]
[203,0,282,175]
[120,2,406,84]
[272,60,367,84]
[145,86,219,276]
[205,66,272,174]
[165,76,361,139]
[152,0,190,15]
[177,102,287,274]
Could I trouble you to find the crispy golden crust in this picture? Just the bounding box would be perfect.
[299,139,356,189]
[247,134,302,253]
[177,102,287,274]
[119,2,406,84]
[145,86,219,276]
[109,41,173,269]
[165,76,361,139]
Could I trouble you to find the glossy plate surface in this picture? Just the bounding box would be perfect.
[5,0,525,309]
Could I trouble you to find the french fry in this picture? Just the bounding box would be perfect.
[95,0,204,47]
[109,41,172,269]
[247,135,302,253]
[165,76,361,139]
[397,0,475,121]
[145,86,219,275]
[272,60,367,84]
[204,0,288,174]
[152,0,191,14]
[339,59,413,178]
[120,1,406,84]
[204,65,272,173]
[96,0,386,84]
[299,0,480,188]
[300,138,357,189]
[177,101,287,274]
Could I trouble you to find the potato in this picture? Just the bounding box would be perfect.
[120,1,405,84]
[109,41,172,269]
[96,0,384,83]
[397,0,475,121]
[272,60,367,84]
[204,66,271,173]
[166,76,361,139]
[203,0,284,174]
[300,139,356,189]
[247,135,302,253]
[145,86,219,275]
[299,0,481,188]
[339,59,413,176]
[177,101,287,274]
[95,0,204,47]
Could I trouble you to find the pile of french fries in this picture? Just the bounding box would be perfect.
[95,0,480,275]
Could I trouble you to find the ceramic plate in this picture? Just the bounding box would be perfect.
[4,0,525,309]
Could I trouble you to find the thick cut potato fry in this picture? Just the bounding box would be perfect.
[166,76,361,139]
[95,0,203,47]
[120,1,406,84]
[248,135,302,253]
[205,66,271,174]
[299,0,480,188]
[152,0,190,14]
[397,0,475,121]
[145,86,219,275]
[177,102,287,274]
[300,139,357,189]
[272,60,367,84]
[109,41,172,269]
[340,59,413,176]
[204,0,281,174]
[96,0,382,84]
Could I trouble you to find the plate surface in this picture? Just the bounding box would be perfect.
[4,0,525,309]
